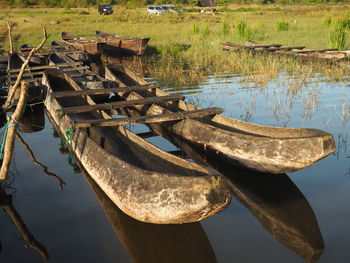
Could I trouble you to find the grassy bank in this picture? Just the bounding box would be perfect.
[1,4,350,86]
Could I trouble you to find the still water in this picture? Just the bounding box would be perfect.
[0,56,349,263]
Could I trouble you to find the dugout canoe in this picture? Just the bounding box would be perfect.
[104,64,336,174]
[7,53,44,103]
[95,30,150,56]
[61,32,105,55]
[222,40,350,64]
[42,68,231,224]
[84,172,217,263]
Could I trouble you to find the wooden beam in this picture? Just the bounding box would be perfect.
[51,83,157,98]
[9,66,90,84]
[60,95,185,114]
[8,62,82,73]
[9,65,89,78]
[73,107,222,128]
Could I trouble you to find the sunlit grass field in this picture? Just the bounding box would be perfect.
[1,4,350,85]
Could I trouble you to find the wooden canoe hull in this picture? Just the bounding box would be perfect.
[42,69,231,224]
[102,37,150,56]
[105,65,336,174]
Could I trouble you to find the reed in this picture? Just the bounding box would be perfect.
[236,20,252,39]
[328,23,347,50]
[276,21,289,32]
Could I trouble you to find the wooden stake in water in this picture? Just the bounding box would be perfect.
[0,81,28,180]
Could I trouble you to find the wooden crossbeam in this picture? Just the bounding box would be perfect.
[51,83,157,98]
[9,65,89,79]
[59,95,184,114]
[8,62,82,73]
[73,107,222,128]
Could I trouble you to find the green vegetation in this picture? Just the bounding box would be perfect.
[1,4,349,88]
[276,21,289,31]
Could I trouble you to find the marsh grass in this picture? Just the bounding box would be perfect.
[276,21,289,32]
[236,20,252,39]
[328,23,347,50]
[1,5,349,88]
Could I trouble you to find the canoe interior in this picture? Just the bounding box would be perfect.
[45,70,214,177]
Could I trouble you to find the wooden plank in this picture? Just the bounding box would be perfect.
[295,48,338,54]
[9,65,89,78]
[60,95,185,114]
[73,107,222,128]
[9,66,90,84]
[8,62,82,73]
[51,83,158,98]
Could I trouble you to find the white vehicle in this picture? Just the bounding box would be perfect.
[147,6,166,15]
[161,5,182,13]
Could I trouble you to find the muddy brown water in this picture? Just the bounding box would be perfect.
[0,56,349,263]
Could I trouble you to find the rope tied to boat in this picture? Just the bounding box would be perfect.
[178,111,185,120]
[64,121,78,169]
[56,109,65,119]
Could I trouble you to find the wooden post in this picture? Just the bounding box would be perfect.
[0,81,28,180]
[7,21,13,55]
[3,27,47,112]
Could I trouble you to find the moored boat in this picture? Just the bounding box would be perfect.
[222,40,350,64]
[42,68,232,224]
[95,30,150,56]
[104,64,336,174]
[61,32,105,55]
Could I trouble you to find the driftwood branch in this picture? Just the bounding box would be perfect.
[0,81,28,180]
[15,132,66,190]
[7,21,13,55]
[3,27,47,112]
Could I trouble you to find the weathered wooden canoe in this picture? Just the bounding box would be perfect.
[7,53,44,103]
[222,40,350,64]
[95,30,150,56]
[42,69,231,224]
[84,172,217,263]
[104,64,336,174]
[61,32,105,55]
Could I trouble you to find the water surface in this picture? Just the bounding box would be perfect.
[0,56,349,263]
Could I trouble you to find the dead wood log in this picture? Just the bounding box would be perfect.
[0,81,28,180]
[3,27,47,112]
[7,21,13,55]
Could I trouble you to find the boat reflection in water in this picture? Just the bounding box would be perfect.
[18,103,45,133]
[83,170,217,263]
[163,135,325,263]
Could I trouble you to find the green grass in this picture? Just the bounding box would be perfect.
[1,4,349,87]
